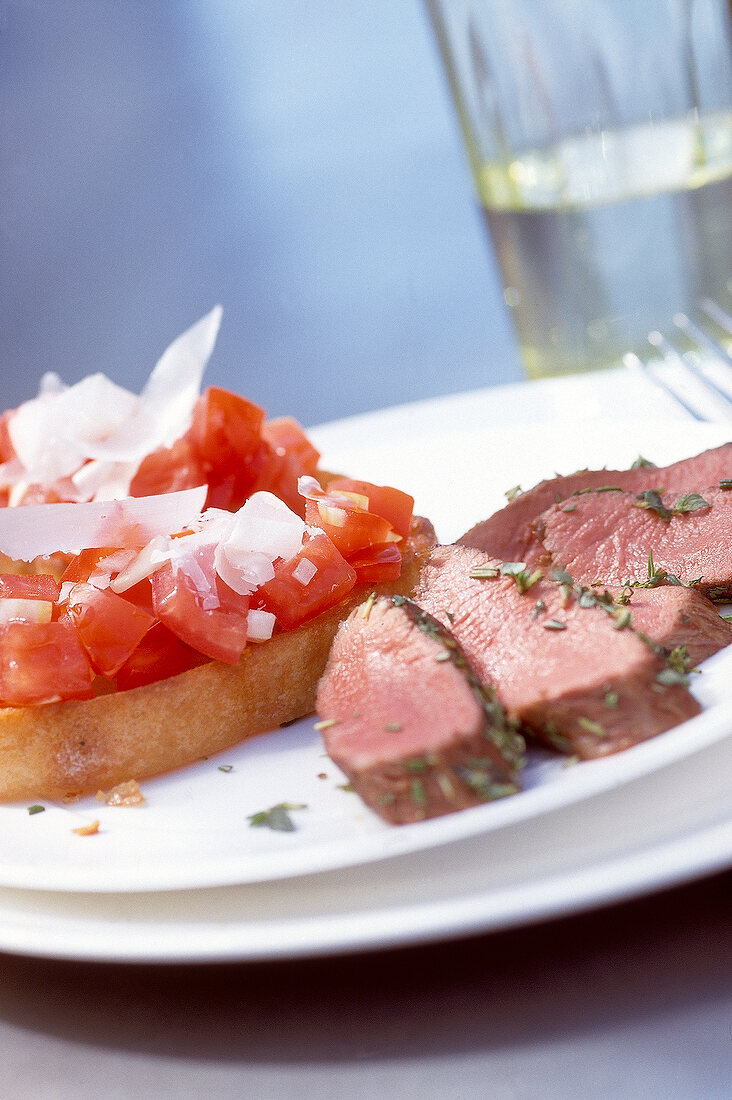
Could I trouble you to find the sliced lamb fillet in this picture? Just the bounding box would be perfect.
[459,442,732,564]
[533,485,732,600]
[315,594,524,825]
[415,544,732,760]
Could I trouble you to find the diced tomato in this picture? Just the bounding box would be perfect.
[65,582,156,678]
[129,437,206,499]
[257,531,356,631]
[115,577,156,615]
[0,573,61,602]
[0,410,16,464]
[347,543,403,584]
[0,619,93,706]
[115,622,207,691]
[151,549,250,664]
[256,416,321,515]
[304,495,397,558]
[326,478,414,539]
[187,386,269,512]
[60,547,141,592]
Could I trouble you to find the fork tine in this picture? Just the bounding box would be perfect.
[673,311,732,371]
[622,351,708,421]
[648,328,732,412]
[700,298,732,335]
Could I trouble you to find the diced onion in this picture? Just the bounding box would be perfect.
[246,608,275,642]
[317,503,347,528]
[0,598,53,624]
[292,558,317,586]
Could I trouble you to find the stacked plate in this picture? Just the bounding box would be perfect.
[1,381,730,963]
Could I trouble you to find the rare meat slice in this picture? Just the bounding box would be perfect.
[459,442,732,564]
[315,594,524,824]
[415,545,732,759]
[534,485,732,600]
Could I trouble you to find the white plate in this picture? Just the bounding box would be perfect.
[0,717,730,962]
[0,380,729,897]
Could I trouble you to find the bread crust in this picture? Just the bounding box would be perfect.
[0,517,435,802]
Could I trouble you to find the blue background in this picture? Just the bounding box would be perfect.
[0,0,521,426]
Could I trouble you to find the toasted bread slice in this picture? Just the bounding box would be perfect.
[0,517,435,802]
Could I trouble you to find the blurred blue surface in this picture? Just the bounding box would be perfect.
[0,0,521,426]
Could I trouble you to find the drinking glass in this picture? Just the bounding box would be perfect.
[425,0,732,378]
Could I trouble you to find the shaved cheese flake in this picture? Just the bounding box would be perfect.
[212,492,304,594]
[9,374,138,484]
[246,608,275,642]
[5,308,223,500]
[110,536,171,593]
[215,546,275,595]
[0,485,207,562]
[72,458,139,503]
[225,492,306,560]
[87,548,138,590]
[297,475,323,499]
[83,305,222,463]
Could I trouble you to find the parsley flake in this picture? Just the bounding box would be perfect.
[247,802,307,832]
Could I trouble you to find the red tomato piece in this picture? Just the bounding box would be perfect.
[129,437,206,499]
[257,532,356,631]
[0,410,16,464]
[0,619,93,706]
[326,478,414,539]
[151,553,250,665]
[304,496,397,558]
[115,622,207,690]
[347,543,403,584]
[66,582,157,678]
[0,573,61,602]
[187,386,270,512]
[61,548,124,585]
[256,416,321,516]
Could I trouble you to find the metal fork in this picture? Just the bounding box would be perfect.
[623,299,732,421]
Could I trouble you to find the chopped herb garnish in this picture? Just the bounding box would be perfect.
[577,717,606,737]
[573,485,623,495]
[217,764,233,773]
[612,608,633,630]
[470,564,500,579]
[631,455,657,469]
[499,561,543,594]
[313,717,339,731]
[549,566,573,586]
[27,804,45,815]
[504,484,522,501]
[604,691,619,709]
[247,802,307,832]
[361,591,377,619]
[634,489,672,521]
[637,549,683,588]
[543,619,567,631]
[410,778,427,806]
[385,721,402,732]
[673,492,709,514]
